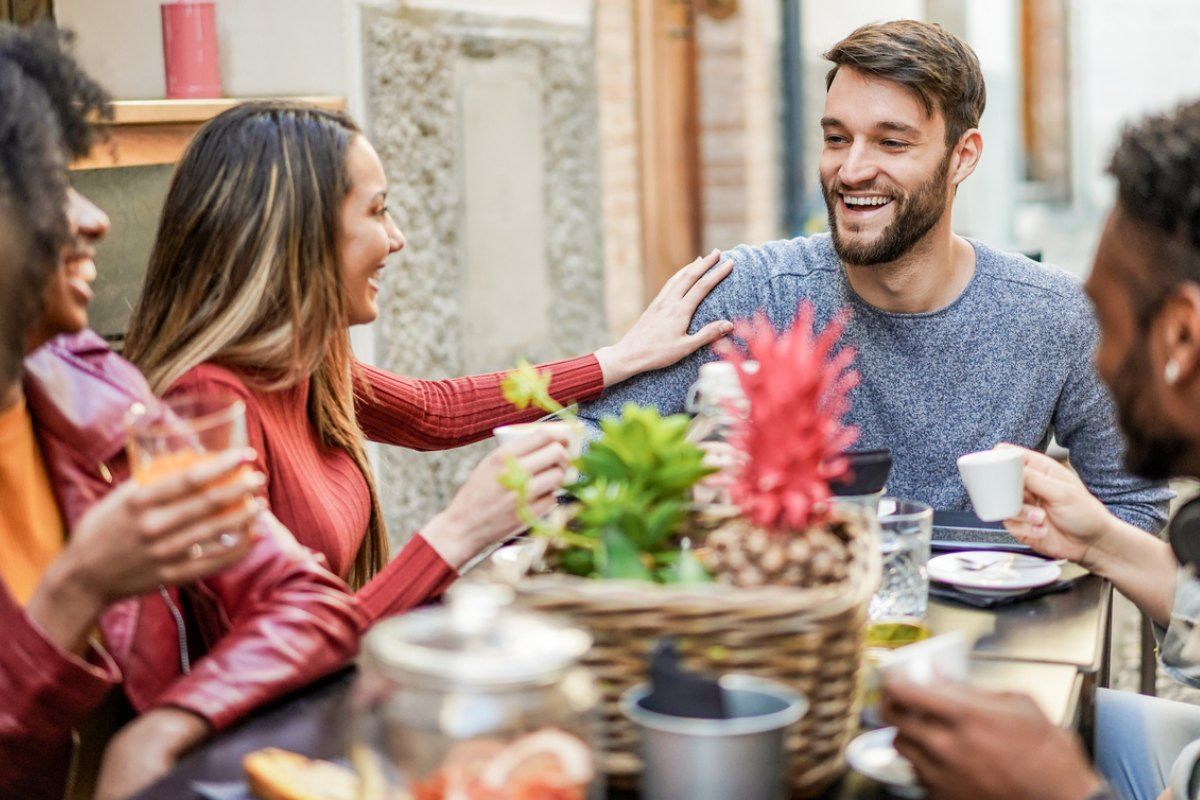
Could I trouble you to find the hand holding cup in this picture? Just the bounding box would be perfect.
[493,420,583,484]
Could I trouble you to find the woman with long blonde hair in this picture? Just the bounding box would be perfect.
[124,101,732,609]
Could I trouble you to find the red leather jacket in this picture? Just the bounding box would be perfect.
[0,331,368,799]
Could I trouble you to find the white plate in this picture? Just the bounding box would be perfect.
[845,727,925,798]
[928,550,1062,594]
[955,584,1036,598]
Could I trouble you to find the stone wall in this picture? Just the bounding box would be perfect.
[359,3,608,542]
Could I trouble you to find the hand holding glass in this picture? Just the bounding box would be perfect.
[125,395,259,560]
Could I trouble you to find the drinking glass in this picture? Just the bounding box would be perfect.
[869,498,933,620]
[126,394,248,485]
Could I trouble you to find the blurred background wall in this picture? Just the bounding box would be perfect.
[55,0,1200,539]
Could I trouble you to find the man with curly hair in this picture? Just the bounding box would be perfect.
[883,101,1200,800]
[581,19,1171,533]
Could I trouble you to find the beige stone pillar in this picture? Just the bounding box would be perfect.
[352,0,608,539]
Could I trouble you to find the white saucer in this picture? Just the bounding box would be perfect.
[845,727,925,798]
[928,550,1062,596]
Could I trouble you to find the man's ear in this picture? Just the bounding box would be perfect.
[949,129,983,187]
[1157,282,1200,387]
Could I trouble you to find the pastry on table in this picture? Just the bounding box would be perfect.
[243,748,359,800]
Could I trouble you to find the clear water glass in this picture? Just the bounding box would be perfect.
[869,498,933,620]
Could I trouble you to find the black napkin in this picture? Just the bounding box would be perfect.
[832,449,892,496]
[930,577,1079,608]
[638,638,728,719]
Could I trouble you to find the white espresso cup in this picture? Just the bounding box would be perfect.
[956,448,1024,522]
[493,420,583,485]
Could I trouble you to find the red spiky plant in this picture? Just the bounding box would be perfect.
[716,302,860,532]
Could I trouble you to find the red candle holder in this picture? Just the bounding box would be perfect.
[161,1,222,99]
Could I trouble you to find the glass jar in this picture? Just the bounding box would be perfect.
[685,361,755,444]
[350,582,602,800]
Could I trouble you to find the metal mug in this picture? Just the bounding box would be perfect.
[620,674,807,800]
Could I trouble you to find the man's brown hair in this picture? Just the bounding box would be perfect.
[824,19,986,146]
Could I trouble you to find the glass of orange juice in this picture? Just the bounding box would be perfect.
[126,395,248,485]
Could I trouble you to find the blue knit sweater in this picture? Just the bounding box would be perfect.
[580,233,1171,532]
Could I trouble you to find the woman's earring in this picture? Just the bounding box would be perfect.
[1166,359,1182,385]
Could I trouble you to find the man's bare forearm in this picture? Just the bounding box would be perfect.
[1087,515,1178,626]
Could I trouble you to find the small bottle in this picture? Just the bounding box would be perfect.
[686,361,755,509]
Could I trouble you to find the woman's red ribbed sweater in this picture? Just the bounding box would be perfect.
[166,355,604,621]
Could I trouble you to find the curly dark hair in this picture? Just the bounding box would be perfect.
[0,201,32,386]
[0,21,109,382]
[1109,100,1200,325]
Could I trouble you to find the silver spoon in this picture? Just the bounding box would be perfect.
[952,553,1066,572]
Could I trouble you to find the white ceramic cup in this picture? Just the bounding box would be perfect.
[880,630,969,685]
[492,420,583,485]
[956,448,1024,522]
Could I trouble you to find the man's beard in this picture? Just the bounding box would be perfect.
[823,149,953,267]
[1110,343,1190,480]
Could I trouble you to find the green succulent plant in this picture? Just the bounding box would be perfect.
[499,363,716,585]
[565,405,716,583]
[573,404,714,505]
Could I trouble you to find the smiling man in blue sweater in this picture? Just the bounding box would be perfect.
[580,19,1170,530]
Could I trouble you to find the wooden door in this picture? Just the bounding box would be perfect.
[1,0,54,23]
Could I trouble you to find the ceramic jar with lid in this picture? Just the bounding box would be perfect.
[350,582,601,800]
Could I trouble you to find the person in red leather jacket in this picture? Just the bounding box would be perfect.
[0,136,264,800]
[0,25,355,800]
[0,25,372,800]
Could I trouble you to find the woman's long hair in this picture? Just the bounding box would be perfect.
[124,101,387,587]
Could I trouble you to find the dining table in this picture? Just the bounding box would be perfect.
[132,568,1112,800]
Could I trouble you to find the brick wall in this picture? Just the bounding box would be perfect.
[696,0,782,252]
[592,0,784,332]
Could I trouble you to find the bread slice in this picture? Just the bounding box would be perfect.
[243,748,359,800]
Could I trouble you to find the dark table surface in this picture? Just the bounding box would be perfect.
[134,642,1089,799]
[926,567,1109,671]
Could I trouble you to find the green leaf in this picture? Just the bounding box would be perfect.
[560,548,596,577]
[642,501,683,548]
[575,444,629,483]
[501,359,562,416]
[599,527,653,581]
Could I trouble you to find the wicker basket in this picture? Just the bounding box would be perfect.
[510,515,880,797]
